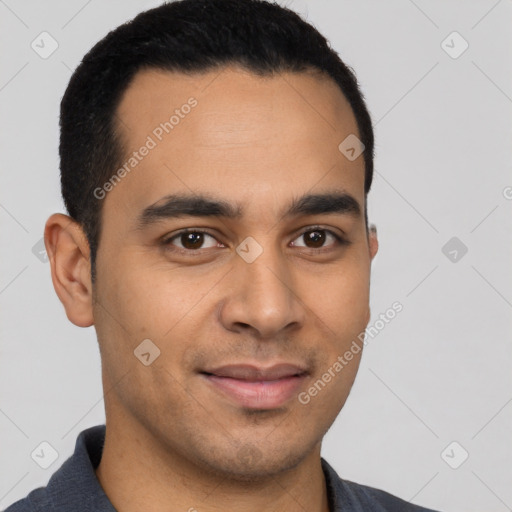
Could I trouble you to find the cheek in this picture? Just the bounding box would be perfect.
[96,255,227,353]
[92,262,200,418]
[304,263,370,335]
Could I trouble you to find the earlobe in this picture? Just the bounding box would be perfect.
[44,214,94,327]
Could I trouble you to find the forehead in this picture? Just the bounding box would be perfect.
[107,66,365,223]
[116,65,358,138]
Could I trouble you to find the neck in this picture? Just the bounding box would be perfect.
[95,416,330,512]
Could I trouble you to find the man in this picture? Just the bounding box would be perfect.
[5,0,440,510]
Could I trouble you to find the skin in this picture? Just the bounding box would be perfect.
[45,66,378,512]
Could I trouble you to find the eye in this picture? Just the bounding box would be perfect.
[290,227,347,250]
[163,229,222,251]
[161,226,349,255]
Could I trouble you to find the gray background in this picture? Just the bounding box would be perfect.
[1,1,511,511]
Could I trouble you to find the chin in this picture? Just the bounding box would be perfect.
[195,440,314,483]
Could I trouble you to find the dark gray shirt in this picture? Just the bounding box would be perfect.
[4,425,440,511]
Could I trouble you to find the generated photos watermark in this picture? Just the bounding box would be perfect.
[93,97,198,200]
[298,301,403,405]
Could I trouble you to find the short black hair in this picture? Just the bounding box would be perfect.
[60,0,374,281]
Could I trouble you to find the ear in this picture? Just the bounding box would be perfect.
[365,224,379,324]
[44,213,94,327]
[368,224,378,262]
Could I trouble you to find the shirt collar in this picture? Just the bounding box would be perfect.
[47,425,115,511]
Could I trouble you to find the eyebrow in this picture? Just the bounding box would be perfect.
[136,191,361,229]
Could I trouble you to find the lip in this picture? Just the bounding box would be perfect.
[202,363,308,381]
[200,363,308,410]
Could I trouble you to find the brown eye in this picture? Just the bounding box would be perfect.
[181,232,205,250]
[164,230,220,251]
[303,230,326,248]
[291,228,345,250]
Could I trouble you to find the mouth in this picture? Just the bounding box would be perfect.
[199,363,308,410]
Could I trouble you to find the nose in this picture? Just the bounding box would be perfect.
[218,241,305,339]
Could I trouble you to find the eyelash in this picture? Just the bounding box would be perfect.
[161,226,350,255]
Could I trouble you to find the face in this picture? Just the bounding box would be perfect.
[90,66,378,480]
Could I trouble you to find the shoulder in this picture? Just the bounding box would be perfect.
[3,424,109,512]
[2,487,50,512]
[321,458,440,512]
[340,479,439,511]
